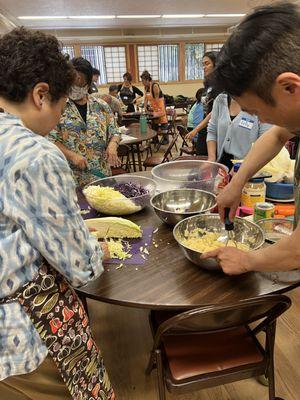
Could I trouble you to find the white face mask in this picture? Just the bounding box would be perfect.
[69,85,89,101]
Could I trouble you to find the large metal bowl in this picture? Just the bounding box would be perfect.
[173,214,265,270]
[151,160,228,194]
[151,189,217,226]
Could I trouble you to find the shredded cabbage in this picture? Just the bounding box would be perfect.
[83,186,142,215]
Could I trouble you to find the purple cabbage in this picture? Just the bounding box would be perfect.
[113,182,149,207]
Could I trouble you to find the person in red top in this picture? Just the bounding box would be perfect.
[141,70,169,144]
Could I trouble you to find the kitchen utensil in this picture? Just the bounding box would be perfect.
[173,214,265,270]
[89,169,107,179]
[217,208,237,247]
[151,189,216,226]
[224,208,237,247]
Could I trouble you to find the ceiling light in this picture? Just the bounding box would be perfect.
[162,14,204,18]
[69,15,115,19]
[205,14,246,17]
[117,15,161,19]
[18,16,68,20]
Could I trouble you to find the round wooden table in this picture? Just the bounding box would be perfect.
[78,198,300,310]
[120,124,157,172]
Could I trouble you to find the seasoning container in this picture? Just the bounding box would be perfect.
[254,202,275,222]
[241,177,266,208]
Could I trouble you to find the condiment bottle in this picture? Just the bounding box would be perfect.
[241,177,266,208]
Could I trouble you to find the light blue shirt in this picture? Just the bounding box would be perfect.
[0,113,104,380]
[207,93,272,160]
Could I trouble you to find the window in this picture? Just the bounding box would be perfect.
[185,43,205,81]
[62,45,75,59]
[104,46,126,83]
[138,46,159,81]
[80,45,106,84]
[137,44,179,82]
[80,45,126,84]
[205,43,224,52]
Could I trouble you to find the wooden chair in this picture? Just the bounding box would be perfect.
[111,144,131,175]
[177,125,196,156]
[143,132,179,170]
[146,294,291,400]
[155,108,178,152]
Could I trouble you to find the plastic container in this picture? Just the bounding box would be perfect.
[139,114,148,134]
[265,181,294,200]
[241,177,266,208]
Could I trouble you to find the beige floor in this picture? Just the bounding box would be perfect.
[88,286,300,400]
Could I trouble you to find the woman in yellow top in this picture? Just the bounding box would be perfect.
[141,70,169,144]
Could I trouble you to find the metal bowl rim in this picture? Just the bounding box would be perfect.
[83,174,157,200]
[151,160,229,183]
[173,213,266,252]
[150,189,217,215]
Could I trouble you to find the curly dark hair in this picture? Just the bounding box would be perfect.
[0,27,75,103]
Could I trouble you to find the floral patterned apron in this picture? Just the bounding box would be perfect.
[1,262,115,400]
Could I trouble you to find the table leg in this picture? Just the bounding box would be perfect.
[136,144,143,171]
[131,145,136,172]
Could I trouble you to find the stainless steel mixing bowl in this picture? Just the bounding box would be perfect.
[151,160,228,194]
[151,189,216,226]
[173,213,265,270]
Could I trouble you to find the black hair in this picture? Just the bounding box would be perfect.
[71,57,93,86]
[140,70,152,81]
[195,88,205,103]
[109,85,118,92]
[211,1,300,105]
[123,72,133,82]
[92,68,100,76]
[203,51,219,67]
[0,27,75,103]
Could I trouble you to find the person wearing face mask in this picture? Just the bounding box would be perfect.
[0,28,114,400]
[186,51,221,155]
[49,57,121,186]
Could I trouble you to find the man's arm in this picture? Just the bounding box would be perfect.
[201,222,300,274]
[218,125,295,221]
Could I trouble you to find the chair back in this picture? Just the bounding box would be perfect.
[177,124,189,146]
[117,144,130,158]
[152,294,291,349]
[161,132,179,163]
